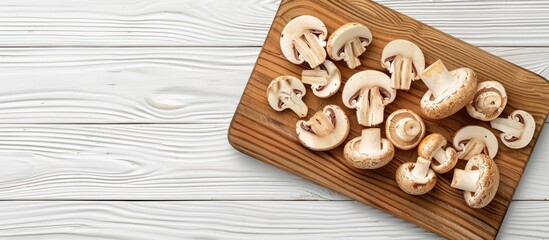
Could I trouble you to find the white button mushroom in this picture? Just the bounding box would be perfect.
[295,105,350,151]
[453,126,499,161]
[419,60,478,119]
[418,133,458,174]
[267,76,308,118]
[301,60,341,98]
[342,70,397,127]
[490,110,536,149]
[343,128,395,169]
[385,109,426,150]
[451,154,500,208]
[280,15,328,68]
[381,39,425,90]
[326,23,373,69]
[396,157,437,195]
[466,81,507,121]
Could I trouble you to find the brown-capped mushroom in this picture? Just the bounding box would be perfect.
[466,81,507,121]
[296,105,350,151]
[453,126,499,161]
[267,76,308,118]
[419,60,478,119]
[344,128,395,169]
[381,39,425,90]
[342,70,397,127]
[327,23,372,69]
[451,154,500,208]
[396,157,437,195]
[280,15,327,68]
[385,109,425,150]
[301,60,341,98]
[491,110,536,149]
[418,133,458,174]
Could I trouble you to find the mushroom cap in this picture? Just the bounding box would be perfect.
[418,133,458,174]
[453,125,499,160]
[280,15,328,65]
[267,75,307,110]
[295,105,350,151]
[492,110,536,149]
[420,67,478,119]
[326,23,372,61]
[396,161,437,195]
[466,81,507,121]
[462,154,500,208]
[385,109,426,150]
[312,60,341,98]
[341,70,396,109]
[381,39,425,80]
[344,137,395,169]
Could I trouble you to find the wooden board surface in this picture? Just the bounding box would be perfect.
[228,0,549,239]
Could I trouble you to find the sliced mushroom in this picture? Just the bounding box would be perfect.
[451,154,500,208]
[280,15,327,68]
[296,105,350,151]
[381,39,425,90]
[302,60,341,98]
[466,81,507,121]
[267,76,308,118]
[385,109,425,150]
[396,157,437,195]
[344,128,395,169]
[491,110,536,149]
[453,126,499,161]
[342,70,397,127]
[326,23,373,69]
[420,60,478,119]
[418,133,458,174]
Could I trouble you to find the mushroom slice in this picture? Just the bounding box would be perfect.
[453,126,499,161]
[381,39,425,90]
[420,60,478,119]
[451,154,500,208]
[303,60,341,98]
[280,15,328,68]
[490,110,536,149]
[344,128,395,169]
[341,70,397,127]
[327,23,373,69]
[466,81,507,121]
[418,133,458,174]
[296,105,350,151]
[396,157,437,195]
[267,76,308,118]
[385,109,425,150]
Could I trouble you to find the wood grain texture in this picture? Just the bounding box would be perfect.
[228,0,549,239]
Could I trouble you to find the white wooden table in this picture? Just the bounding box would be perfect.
[0,0,547,239]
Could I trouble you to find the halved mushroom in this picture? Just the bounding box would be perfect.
[396,157,437,195]
[451,154,500,208]
[466,81,507,121]
[267,76,308,118]
[342,70,397,127]
[381,39,425,90]
[296,105,350,151]
[420,60,478,119]
[301,60,341,98]
[453,126,499,161]
[280,15,328,68]
[344,128,395,169]
[491,110,536,149]
[327,23,373,69]
[385,109,425,150]
[418,133,458,174]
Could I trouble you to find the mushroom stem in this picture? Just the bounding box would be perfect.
[359,128,381,154]
[474,91,502,114]
[411,157,431,179]
[356,87,385,127]
[458,138,486,160]
[302,69,329,86]
[307,110,335,137]
[343,38,366,69]
[390,55,414,90]
[491,117,524,138]
[294,31,326,68]
[420,60,457,98]
[395,117,421,141]
[451,169,480,192]
[433,148,449,165]
[282,92,308,118]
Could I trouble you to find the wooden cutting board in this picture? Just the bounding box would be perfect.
[227,0,549,239]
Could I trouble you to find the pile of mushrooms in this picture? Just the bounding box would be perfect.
[266,15,537,209]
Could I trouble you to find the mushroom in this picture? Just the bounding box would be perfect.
[466,81,507,121]
[344,128,395,169]
[267,76,308,118]
[419,60,478,119]
[385,109,425,150]
[418,133,458,174]
[453,126,499,161]
[280,15,327,68]
[381,39,425,90]
[301,60,341,98]
[326,23,373,69]
[451,154,500,208]
[296,105,350,151]
[396,157,437,195]
[490,110,536,149]
[342,70,397,127]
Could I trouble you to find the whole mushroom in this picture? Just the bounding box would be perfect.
[385,109,426,150]
[451,154,500,208]
[296,105,350,151]
[327,23,373,69]
[381,39,425,90]
[267,76,308,118]
[344,128,395,169]
[418,133,458,174]
[280,15,327,68]
[491,110,536,149]
[396,157,437,195]
[302,60,342,98]
[453,126,499,161]
[466,81,507,121]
